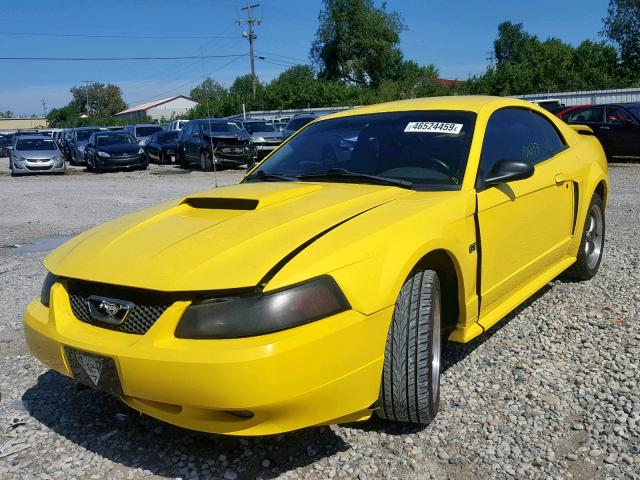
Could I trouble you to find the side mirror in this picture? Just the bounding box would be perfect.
[483,160,534,185]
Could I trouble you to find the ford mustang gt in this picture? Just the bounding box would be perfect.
[24,96,608,436]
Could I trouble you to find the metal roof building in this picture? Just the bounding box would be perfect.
[114,95,199,122]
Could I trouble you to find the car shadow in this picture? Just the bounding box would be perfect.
[22,371,349,479]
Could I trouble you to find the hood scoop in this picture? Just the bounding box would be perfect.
[182,198,259,210]
[181,183,322,210]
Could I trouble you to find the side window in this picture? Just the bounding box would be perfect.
[181,123,191,139]
[479,108,555,180]
[566,107,604,124]
[606,107,635,125]
[530,111,566,158]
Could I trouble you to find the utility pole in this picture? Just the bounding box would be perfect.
[485,51,495,69]
[238,3,261,98]
[81,80,94,114]
[41,99,47,118]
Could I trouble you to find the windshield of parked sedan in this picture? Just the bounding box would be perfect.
[75,129,101,141]
[16,138,58,151]
[201,122,242,133]
[155,131,178,143]
[135,126,163,137]
[252,110,477,188]
[286,117,315,131]
[95,134,136,146]
[245,121,276,133]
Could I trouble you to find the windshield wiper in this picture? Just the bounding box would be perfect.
[245,170,297,182]
[299,168,414,189]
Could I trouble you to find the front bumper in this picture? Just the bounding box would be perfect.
[99,154,146,169]
[12,158,66,174]
[24,282,391,435]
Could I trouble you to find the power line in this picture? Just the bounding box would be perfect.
[127,56,245,105]
[256,50,307,63]
[0,54,248,62]
[0,30,237,40]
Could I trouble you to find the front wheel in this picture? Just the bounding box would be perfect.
[200,151,213,171]
[377,269,442,425]
[565,194,605,280]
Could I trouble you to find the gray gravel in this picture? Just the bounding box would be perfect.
[0,161,638,480]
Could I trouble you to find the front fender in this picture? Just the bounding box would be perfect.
[265,190,479,326]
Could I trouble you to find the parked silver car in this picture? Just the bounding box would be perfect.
[10,135,66,176]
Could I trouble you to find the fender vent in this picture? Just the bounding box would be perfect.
[182,198,259,210]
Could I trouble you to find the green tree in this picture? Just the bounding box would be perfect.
[311,0,405,88]
[602,0,640,72]
[0,110,13,118]
[189,78,227,105]
[494,22,534,65]
[69,82,127,117]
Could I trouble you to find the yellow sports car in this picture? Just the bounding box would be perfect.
[24,96,608,436]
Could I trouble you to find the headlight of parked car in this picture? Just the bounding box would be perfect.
[175,276,350,339]
[13,154,26,161]
[97,151,111,158]
[40,272,59,307]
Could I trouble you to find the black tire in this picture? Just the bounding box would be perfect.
[377,269,442,425]
[200,151,213,171]
[565,194,605,280]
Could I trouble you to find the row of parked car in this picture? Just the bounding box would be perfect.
[1,113,319,176]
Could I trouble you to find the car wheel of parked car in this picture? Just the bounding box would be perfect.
[565,194,605,280]
[377,269,441,425]
[200,151,213,171]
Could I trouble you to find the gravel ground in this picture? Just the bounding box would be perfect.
[0,161,638,480]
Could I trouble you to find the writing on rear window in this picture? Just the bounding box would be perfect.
[404,122,463,134]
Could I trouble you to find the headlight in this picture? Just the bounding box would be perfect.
[97,151,111,158]
[175,276,350,339]
[251,136,265,143]
[138,148,145,154]
[14,154,26,161]
[40,272,59,307]
[138,140,146,146]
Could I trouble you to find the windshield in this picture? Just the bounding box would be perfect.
[96,134,136,146]
[286,117,315,131]
[156,131,179,144]
[201,122,241,134]
[244,121,276,134]
[75,129,101,141]
[252,110,476,188]
[135,126,163,137]
[16,138,58,151]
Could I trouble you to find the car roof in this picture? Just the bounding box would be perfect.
[323,95,548,121]
[16,135,56,140]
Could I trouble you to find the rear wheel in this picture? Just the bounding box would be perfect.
[377,269,442,425]
[565,194,605,280]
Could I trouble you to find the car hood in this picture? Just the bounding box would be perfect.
[14,150,60,160]
[45,181,411,291]
[251,131,283,140]
[99,144,140,155]
[204,132,250,141]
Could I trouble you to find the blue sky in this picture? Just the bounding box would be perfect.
[0,0,610,116]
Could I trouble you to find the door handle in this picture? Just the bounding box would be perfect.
[599,126,610,130]
[555,173,567,184]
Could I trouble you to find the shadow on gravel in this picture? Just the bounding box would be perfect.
[23,371,349,479]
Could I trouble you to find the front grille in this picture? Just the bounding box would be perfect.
[67,281,172,335]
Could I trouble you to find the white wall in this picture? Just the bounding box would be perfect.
[146,98,199,120]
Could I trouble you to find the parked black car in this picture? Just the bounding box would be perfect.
[0,135,12,157]
[84,131,148,173]
[561,103,640,161]
[178,119,254,170]
[144,131,179,164]
[282,114,318,140]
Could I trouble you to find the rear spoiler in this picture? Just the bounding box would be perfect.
[570,125,594,136]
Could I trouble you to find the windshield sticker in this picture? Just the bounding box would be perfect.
[404,122,463,134]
